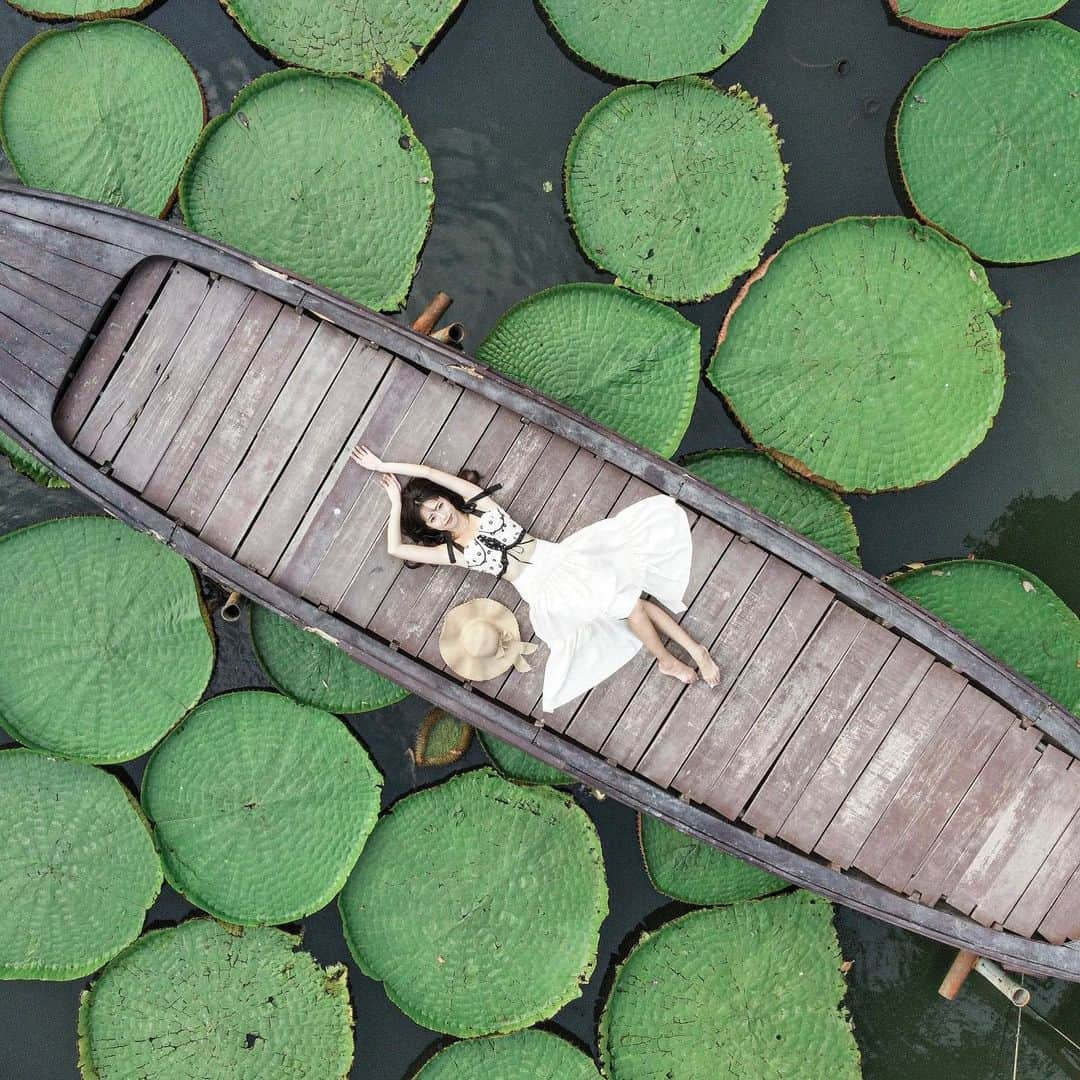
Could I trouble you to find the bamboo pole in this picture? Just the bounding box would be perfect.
[411,292,452,335]
[939,949,980,1000]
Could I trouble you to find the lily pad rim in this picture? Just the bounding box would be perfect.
[885,0,1069,38]
[4,0,155,22]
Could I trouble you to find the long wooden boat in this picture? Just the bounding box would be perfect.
[1,186,1078,980]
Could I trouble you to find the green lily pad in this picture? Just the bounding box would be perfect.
[478,730,574,787]
[682,449,860,564]
[892,560,1080,715]
[416,1029,600,1079]
[222,0,465,79]
[638,813,786,906]
[565,78,787,303]
[599,894,860,1079]
[180,69,433,312]
[0,749,161,981]
[142,691,382,925]
[896,21,1080,263]
[251,604,408,713]
[415,707,473,766]
[887,0,1067,35]
[340,768,607,1036]
[0,516,214,763]
[77,919,354,1079]
[0,431,67,488]
[708,216,1005,493]
[0,22,203,217]
[537,0,767,81]
[476,283,699,458]
[4,0,152,16]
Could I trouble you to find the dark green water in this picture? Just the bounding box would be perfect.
[0,0,1078,1076]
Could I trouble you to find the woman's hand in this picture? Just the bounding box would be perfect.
[350,443,386,472]
[380,473,402,505]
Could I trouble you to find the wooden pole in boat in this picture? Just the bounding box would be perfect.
[412,293,452,335]
[939,949,980,1000]
[939,950,1032,1007]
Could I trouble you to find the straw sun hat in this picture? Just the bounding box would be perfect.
[439,598,538,682]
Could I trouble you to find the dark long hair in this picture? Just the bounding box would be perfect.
[398,468,484,567]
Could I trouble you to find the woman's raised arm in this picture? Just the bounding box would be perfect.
[350,444,489,504]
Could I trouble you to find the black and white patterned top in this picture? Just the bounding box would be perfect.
[444,484,531,579]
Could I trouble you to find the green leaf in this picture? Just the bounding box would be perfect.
[892,560,1080,716]
[142,691,383,926]
[0,431,67,488]
[77,919,354,1079]
[0,517,214,763]
[599,895,861,1079]
[477,283,699,458]
[339,768,608,1036]
[896,21,1080,263]
[414,707,473,767]
[565,78,787,303]
[537,0,767,81]
[478,730,574,787]
[0,749,161,981]
[179,69,433,312]
[4,0,153,16]
[251,603,408,713]
[415,1029,601,1079]
[708,217,1005,493]
[887,0,1067,35]
[0,22,203,217]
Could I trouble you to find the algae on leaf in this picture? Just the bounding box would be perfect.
[78,919,354,1079]
[180,69,433,312]
[565,78,787,303]
[887,0,1067,35]
[708,217,1005,493]
[478,729,574,787]
[0,430,67,488]
[0,22,203,217]
[0,750,161,981]
[477,283,699,458]
[415,1028,601,1079]
[340,768,608,1036]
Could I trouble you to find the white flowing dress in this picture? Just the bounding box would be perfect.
[460,493,693,712]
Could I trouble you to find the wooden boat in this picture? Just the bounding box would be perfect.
[1,185,1078,981]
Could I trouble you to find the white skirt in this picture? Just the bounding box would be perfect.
[512,494,693,712]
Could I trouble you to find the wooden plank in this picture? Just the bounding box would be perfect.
[237,343,396,577]
[109,277,255,491]
[0,308,71,386]
[0,209,138,278]
[141,291,282,508]
[742,620,898,837]
[199,321,356,555]
[0,257,98,330]
[633,553,799,786]
[777,639,936,855]
[707,601,867,821]
[0,279,86,355]
[168,307,317,531]
[675,577,834,806]
[0,230,117,307]
[54,258,171,442]
[814,663,967,868]
[74,264,211,461]
[0,344,54,413]
[1036,857,1080,944]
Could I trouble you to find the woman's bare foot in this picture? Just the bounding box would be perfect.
[657,654,698,685]
[688,644,721,687]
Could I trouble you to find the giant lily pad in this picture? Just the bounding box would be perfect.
[77,919,353,1079]
[708,217,1005,492]
[0,431,66,488]
[599,894,860,1079]
[142,691,383,925]
[887,0,1067,35]
[476,283,699,458]
[0,749,161,980]
[638,813,787,906]
[537,0,767,81]
[251,604,408,713]
[4,0,152,16]
[0,22,203,217]
[180,69,433,312]
[222,0,465,80]
[416,1029,600,1079]
[339,768,607,1035]
[892,560,1080,715]
[0,517,214,763]
[478,730,574,787]
[565,78,787,303]
[682,449,860,564]
[896,21,1080,263]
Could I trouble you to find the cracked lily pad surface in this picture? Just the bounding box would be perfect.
[0,750,161,981]
[477,283,699,458]
[222,0,465,79]
[887,0,1066,34]
[77,919,354,1079]
[340,768,608,1036]
[0,431,66,488]
[565,78,786,303]
[893,560,1080,715]
[0,517,214,763]
[897,21,1080,263]
[142,691,383,925]
[600,894,860,1079]
[415,1029,601,1079]
[537,0,767,81]
[708,217,1005,492]
[180,69,433,311]
[251,604,408,713]
[0,21,203,217]
[682,449,860,564]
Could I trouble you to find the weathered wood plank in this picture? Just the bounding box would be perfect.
[0,343,54,413]
[0,257,98,330]
[0,230,117,307]
[0,308,71,386]
[1036,856,1080,944]
[0,279,86,355]
[742,620,898,837]
[0,209,139,277]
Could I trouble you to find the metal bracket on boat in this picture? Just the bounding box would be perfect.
[388,639,401,652]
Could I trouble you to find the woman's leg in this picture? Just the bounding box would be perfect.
[626,599,698,685]
[640,600,721,685]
